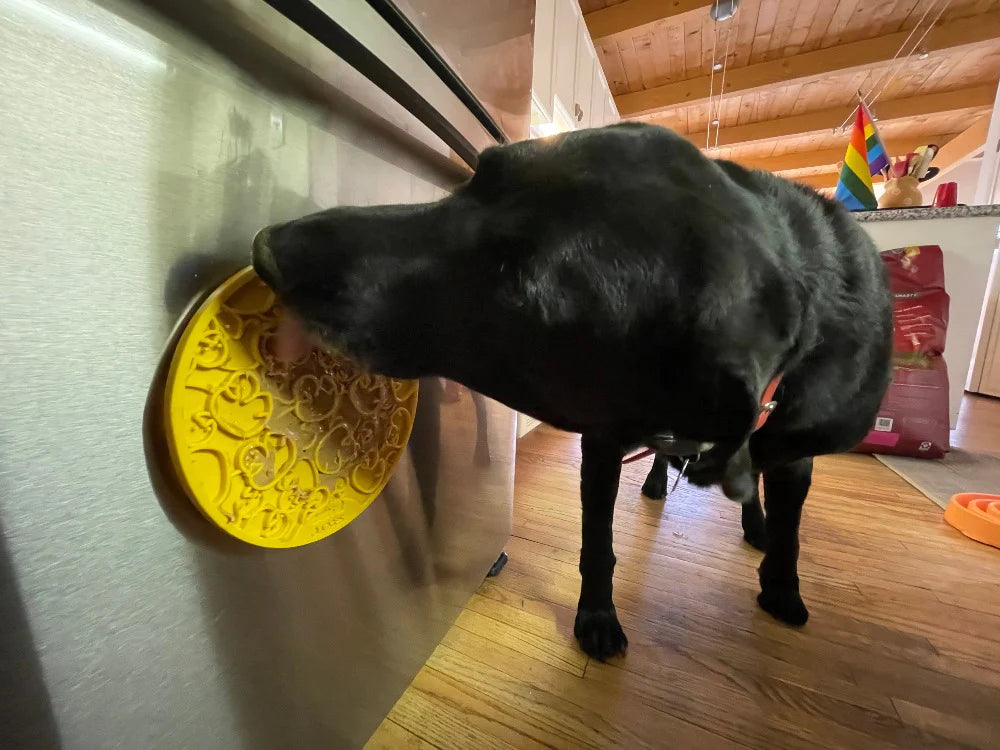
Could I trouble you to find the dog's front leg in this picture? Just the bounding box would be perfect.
[740,473,766,551]
[640,453,670,500]
[574,434,628,659]
[757,457,812,625]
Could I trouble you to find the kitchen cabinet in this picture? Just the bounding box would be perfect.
[574,38,595,127]
[531,0,617,133]
[531,0,556,120]
[551,0,581,124]
[603,90,619,125]
[590,65,605,126]
[592,66,618,126]
[970,249,1000,397]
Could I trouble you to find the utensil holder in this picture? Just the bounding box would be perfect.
[879,176,922,209]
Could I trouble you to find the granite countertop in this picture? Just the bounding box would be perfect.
[852,205,1000,222]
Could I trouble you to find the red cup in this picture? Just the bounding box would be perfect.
[933,181,958,207]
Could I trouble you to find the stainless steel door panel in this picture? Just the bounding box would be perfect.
[0,0,519,746]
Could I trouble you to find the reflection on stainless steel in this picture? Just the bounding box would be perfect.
[0,0,528,746]
[267,0,501,164]
[395,0,535,141]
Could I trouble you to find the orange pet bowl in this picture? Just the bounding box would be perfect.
[944,493,1000,550]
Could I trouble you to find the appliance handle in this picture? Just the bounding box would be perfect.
[262,0,500,169]
[362,0,509,145]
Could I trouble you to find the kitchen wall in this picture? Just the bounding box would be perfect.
[920,158,983,205]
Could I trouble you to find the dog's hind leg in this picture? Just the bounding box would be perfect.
[740,474,766,551]
[757,458,812,626]
[574,434,628,660]
[640,454,670,500]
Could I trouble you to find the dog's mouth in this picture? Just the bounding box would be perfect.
[267,309,315,363]
[253,227,318,363]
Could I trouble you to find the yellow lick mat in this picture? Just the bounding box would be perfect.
[164,266,418,548]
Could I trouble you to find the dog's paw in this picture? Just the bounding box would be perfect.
[574,607,628,660]
[742,527,767,552]
[641,478,667,501]
[757,589,809,626]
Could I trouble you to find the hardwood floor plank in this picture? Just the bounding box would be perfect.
[370,398,1000,747]
[453,600,587,677]
[364,718,438,749]
[380,676,518,750]
[493,542,947,676]
[439,626,747,749]
[583,657,942,750]
[893,698,1000,749]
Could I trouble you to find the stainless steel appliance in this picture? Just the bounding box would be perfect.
[0,0,532,746]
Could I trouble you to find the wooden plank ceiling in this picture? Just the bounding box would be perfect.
[582,0,1000,190]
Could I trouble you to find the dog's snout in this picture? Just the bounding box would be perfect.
[252,228,281,289]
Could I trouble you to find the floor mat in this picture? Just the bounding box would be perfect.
[875,449,1000,509]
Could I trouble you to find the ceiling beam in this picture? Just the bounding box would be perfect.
[617,11,1000,116]
[584,0,712,40]
[737,147,850,172]
[676,84,996,149]
[730,136,944,173]
[790,173,841,190]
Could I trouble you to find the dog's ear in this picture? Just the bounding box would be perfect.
[470,146,506,191]
[721,442,756,503]
[476,145,504,171]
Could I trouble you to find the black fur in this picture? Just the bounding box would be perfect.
[253,123,892,659]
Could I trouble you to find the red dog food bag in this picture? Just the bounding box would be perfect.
[881,245,949,356]
[882,244,945,290]
[855,246,951,458]
[892,289,949,356]
[857,354,950,458]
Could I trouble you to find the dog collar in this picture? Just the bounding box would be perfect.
[622,373,783,465]
[755,373,783,430]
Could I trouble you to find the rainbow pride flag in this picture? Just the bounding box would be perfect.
[861,102,889,176]
[834,106,877,211]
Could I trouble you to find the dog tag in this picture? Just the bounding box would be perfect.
[649,433,704,457]
[671,458,690,494]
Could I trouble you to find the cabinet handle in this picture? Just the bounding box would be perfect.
[575,103,584,122]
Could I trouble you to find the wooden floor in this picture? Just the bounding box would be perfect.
[368,396,1000,749]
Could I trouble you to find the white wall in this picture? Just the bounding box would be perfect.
[919,158,983,206]
[975,79,1000,205]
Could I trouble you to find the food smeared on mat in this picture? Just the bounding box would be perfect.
[164,267,418,548]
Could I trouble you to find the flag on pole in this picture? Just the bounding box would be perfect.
[861,102,889,176]
[834,106,877,211]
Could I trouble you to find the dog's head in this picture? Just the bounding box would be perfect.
[253,123,768,440]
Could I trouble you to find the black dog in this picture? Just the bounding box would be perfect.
[252,123,892,660]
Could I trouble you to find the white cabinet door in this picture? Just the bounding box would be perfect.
[531,0,556,120]
[971,249,1000,396]
[603,92,619,124]
[590,64,607,127]
[574,30,595,128]
[552,0,580,125]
